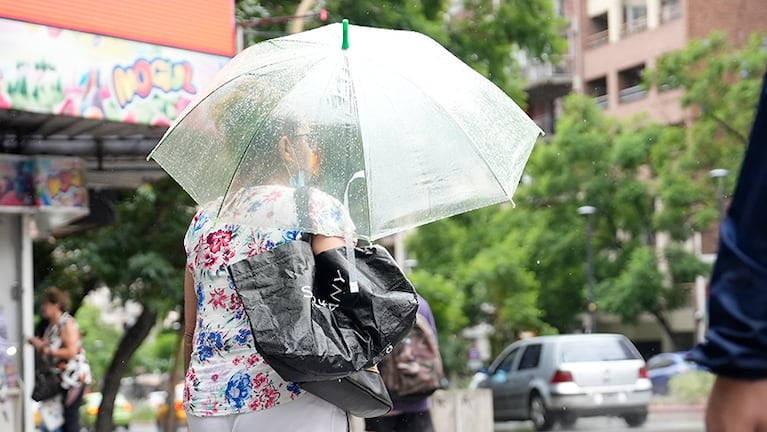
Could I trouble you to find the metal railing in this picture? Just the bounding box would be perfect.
[593,94,608,109]
[621,16,648,36]
[660,1,683,24]
[618,85,647,103]
[585,29,609,48]
[522,55,574,84]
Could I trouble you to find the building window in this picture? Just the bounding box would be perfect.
[586,13,609,48]
[661,0,682,24]
[618,65,647,104]
[586,77,608,108]
[622,3,648,36]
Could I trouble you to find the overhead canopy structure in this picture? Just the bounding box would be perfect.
[0,0,236,190]
[1,109,168,189]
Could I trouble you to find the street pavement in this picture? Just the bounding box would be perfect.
[129,404,705,432]
[494,406,704,432]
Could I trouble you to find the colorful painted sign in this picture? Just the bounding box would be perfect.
[0,18,230,127]
[0,155,89,229]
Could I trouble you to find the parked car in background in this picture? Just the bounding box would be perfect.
[473,333,652,431]
[646,351,702,395]
[80,392,133,431]
[147,389,168,410]
[156,382,187,430]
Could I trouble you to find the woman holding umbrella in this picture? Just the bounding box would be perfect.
[181,111,354,432]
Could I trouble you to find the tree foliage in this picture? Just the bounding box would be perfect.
[645,32,767,237]
[408,32,767,361]
[235,0,568,102]
[76,303,122,388]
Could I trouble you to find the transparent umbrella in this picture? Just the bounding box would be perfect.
[147,20,542,241]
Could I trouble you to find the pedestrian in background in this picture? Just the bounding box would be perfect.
[688,70,767,431]
[365,294,443,432]
[28,287,91,432]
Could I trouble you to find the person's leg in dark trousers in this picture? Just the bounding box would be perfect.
[365,415,398,431]
[396,411,434,432]
[62,385,85,432]
[365,412,434,432]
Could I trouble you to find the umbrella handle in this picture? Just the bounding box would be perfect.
[344,170,365,293]
[345,234,359,293]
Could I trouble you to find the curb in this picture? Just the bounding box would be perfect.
[649,403,705,413]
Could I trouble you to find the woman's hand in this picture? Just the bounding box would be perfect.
[27,336,45,351]
[311,234,345,255]
[28,336,54,356]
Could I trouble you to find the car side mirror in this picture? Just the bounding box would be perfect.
[492,369,508,383]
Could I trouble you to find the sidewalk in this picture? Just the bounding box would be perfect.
[649,398,705,413]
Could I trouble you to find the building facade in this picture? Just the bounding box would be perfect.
[524,0,767,355]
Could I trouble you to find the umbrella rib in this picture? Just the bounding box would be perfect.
[352,50,521,203]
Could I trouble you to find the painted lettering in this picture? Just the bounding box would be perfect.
[112,57,197,108]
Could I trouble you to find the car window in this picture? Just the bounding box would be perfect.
[494,347,520,373]
[560,338,641,362]
[647,357,675,369]
[517,344,542,370]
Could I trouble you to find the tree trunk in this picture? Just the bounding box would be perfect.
[160,316,185,432]
[95,304,157,432]
[288,0,316,34]
[651,310,685,352]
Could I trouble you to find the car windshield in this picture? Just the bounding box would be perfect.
[560,339,640,362]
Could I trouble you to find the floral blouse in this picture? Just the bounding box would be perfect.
[183,185,354,417]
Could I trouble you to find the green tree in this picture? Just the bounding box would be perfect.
[645,32,767,238]
[39,178,194,431]
[76,303,122,388]
[235,0,568,102]
[408,31,767,356]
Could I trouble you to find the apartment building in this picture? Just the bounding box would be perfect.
[524,0,767,354]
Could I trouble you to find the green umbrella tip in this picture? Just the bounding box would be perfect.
[342,19,349,50]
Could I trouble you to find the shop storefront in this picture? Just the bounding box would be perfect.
[0,2,234,430]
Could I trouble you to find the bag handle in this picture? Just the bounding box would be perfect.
[295,186,312,243]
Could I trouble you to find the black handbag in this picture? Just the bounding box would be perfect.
[300,366,392,418]
[227,187,417,416]
[227,239,418,381]
[32,356,62,402]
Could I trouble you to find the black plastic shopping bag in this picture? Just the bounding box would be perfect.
[227,239,418,382]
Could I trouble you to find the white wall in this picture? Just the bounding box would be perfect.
[1,213,36,432]
[0,214,23,362]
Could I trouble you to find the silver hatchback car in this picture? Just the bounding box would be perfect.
[473,333,652,431]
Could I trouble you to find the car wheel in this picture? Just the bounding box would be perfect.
[623,410,648,428]
[528,393,555,432]
[559,413,578,429]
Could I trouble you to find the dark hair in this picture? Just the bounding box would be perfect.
[41,287,70,312]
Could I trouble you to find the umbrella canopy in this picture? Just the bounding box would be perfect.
[147,20,542,240]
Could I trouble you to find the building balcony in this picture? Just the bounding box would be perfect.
[621,17,648,37]
[586,29,609,48]
[523,55,574,101]
[618,84,647,104]
[661,1,683,24]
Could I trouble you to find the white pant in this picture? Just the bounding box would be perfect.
[187,392,348,432]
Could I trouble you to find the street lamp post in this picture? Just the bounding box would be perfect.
[577,205,597,333]
[696,168,730,342]
[709,168,730,224]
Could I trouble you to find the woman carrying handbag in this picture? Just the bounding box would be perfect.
[28,287,92,432]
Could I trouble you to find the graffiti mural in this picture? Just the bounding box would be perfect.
[0,18,229,126]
